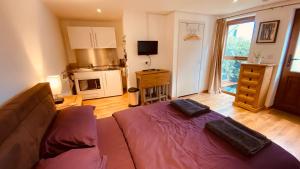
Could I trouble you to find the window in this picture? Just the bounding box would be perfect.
[222,17,255,95]
[291,33,300,72]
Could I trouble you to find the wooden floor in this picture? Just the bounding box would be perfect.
[84,92,300,160]
[83,93,129,119]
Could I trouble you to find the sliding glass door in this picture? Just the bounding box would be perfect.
[222,17,255,95]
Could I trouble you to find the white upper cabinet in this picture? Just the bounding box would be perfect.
[67,27,94,49]
[92,27,117,49]
[67,26,117,49]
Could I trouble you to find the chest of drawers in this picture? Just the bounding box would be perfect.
[233,63,275,112]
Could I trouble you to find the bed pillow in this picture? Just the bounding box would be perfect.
[41,105,97,158]
[36,147,107,169]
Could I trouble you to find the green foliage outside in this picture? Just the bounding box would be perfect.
[224,36,251,56]
[222,60,242,82]
[222,25,252,83]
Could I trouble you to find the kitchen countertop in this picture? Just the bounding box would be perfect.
[72,66,126,73]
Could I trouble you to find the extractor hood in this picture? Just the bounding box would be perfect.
[75,48,119,67]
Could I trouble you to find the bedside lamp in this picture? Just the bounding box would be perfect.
[47,75,64,104]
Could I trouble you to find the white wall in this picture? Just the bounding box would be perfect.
[123,11,173,88]
[166,13,176,96]
[0,0,66,105]
[123,11,216,97]
[60,19,124,63]
[171,12,216,97]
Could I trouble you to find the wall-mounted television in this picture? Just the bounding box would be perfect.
[138,41,158,55]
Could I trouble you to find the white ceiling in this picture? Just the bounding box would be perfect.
[43,0,289,20]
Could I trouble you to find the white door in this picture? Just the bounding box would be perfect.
[93,27,117,48]
[67,27,94,49]
[176,22,205,97]
[104,70,123,97]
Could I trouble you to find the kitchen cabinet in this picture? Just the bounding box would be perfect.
[93,27,117,48]
[74,70,123,100]
[67,27,94,49]
[104,70,123,97]
[67,26,117,49]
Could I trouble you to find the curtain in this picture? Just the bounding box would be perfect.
[208,19,226,94]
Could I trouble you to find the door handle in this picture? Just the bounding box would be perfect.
[94,33,98,47]
[287,54,300,67]
[89,32,93,48]
[105,73,108,88]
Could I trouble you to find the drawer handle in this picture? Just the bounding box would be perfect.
[251,69,254,72]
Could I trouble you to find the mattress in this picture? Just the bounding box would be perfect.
[113,102,300,169]
[96,117,135,169]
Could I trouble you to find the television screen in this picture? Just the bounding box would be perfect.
[138,41,158,55]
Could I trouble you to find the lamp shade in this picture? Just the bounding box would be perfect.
[46,75,62,95]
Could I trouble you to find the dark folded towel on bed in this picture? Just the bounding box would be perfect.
[186,99,210,110]
[205,117,271,156]
[170,99,210,117]
[224,117,269,141]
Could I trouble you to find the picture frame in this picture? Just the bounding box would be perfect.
[256,20,280,43]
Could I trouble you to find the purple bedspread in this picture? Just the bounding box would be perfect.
[113,102,300,169]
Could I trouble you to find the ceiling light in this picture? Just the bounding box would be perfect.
[97,9,102,13]
[233,0,238,3]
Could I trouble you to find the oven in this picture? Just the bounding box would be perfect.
[74,71,105,100]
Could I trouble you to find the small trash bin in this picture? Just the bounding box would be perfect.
[128,87,140,107]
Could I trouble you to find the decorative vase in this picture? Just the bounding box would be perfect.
[255,57,262,64]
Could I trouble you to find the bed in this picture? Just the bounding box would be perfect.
[0,83,299,169]
[113,102,300,169]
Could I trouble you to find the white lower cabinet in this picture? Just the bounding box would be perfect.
[104,70,123,97]
[74,70,123,100]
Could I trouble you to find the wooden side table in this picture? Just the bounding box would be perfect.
[56,95,83,110]
[136,69,171,105]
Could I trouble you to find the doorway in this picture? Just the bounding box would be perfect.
[176,22,204,97]
[274,9,300,115]
[221,17,255,95]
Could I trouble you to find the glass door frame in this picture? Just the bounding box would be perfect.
[222,16,256,96]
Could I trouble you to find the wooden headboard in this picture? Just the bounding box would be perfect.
[0,83,57,169]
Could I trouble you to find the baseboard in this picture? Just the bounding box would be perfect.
[265,105,274,110]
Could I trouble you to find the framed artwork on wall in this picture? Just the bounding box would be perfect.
[256,20,280,43]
